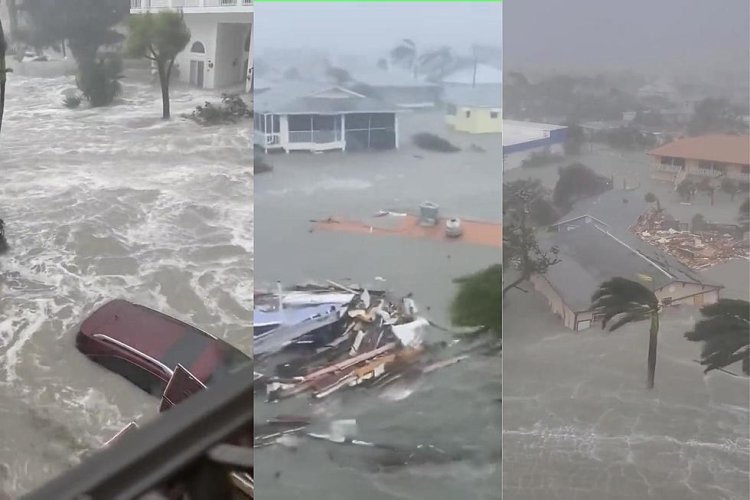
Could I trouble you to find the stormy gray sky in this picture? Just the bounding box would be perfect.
[255,2,502,55]
[504,0,749,78]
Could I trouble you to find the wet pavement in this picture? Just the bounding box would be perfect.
[0,74,251,495]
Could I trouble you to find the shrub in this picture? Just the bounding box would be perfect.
[187,94,251,126]
[412,132,460,152]
[77,53,124,107]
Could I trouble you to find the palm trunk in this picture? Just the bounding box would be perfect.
[646,312,659,389]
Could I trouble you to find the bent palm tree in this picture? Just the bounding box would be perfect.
[591,277,660,389]
[418,46,453,82]
[685,299,749,375]
[390,39,418,78]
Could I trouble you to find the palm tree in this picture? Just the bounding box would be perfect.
[389,39,418,79]
[418,46,453,82]
[685,299,749,375]
[591,277,661,389]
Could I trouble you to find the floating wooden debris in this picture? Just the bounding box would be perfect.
[633,209,749,270]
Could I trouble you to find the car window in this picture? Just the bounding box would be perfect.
[94,356,166,396]
[206,342,251,384]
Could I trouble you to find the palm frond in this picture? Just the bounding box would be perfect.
[591,277,658,330]
[685,299,749,375]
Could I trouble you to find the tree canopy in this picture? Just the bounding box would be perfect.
[552,163,612,211]
[450,264,502,334]
[127,12,190,119]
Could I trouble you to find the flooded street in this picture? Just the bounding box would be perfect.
[254,115,501,499]
[503,291,750,500]
[503,145,749,499]
[0,75,252,496]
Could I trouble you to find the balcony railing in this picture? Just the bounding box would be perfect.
[131,0,252,10]
[22,364,253,500]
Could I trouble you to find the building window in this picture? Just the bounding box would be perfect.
[191,41,206,54]
[490,111,499,119]
[673,157,685,167]
[465,110,471,118]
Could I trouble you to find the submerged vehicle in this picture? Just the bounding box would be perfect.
[76,299,250,397]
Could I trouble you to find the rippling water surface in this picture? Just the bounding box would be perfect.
[0,75,252,495]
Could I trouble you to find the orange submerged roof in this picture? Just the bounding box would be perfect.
[314,215,501,248]
[647,134,750,165]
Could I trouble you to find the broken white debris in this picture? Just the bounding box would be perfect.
[391,317,429,347]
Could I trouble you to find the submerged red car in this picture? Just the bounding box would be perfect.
[76,299,250,397]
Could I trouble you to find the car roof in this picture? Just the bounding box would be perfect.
[79,300,239,370]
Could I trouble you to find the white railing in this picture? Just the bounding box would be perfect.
[131,0,252,10]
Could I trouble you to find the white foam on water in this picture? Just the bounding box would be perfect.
[0,74,251,492]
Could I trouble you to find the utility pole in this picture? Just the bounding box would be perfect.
[1,17,8,136]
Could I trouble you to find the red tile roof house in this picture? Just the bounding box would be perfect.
[647,134,750,186]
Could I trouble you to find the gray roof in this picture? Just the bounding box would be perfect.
[541,223,718,311]
[351,70,438,89]
[441,84,501,109]
[254,81,400,115]
[552,188,650,234]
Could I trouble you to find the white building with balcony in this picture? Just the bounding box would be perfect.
[130,0,253,92]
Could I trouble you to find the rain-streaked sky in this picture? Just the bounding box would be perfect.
[255,2,502,54]
[504,0,749,76]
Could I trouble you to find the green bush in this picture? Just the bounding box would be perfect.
[77,53,123,107]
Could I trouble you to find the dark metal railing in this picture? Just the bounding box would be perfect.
[22,364,253,500]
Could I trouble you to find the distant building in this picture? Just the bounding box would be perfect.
[502,120,568,170]
[130,0,253,92]
[349,69,441,109]
[637,79,677,102]
[441,63,502,87]
[532,190,722,331]
[443,85,501,134]
[647,134,750,185]
[254,81,400,153]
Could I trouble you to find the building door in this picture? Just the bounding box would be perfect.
[693,293,704,306]
[190,60,205,89]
